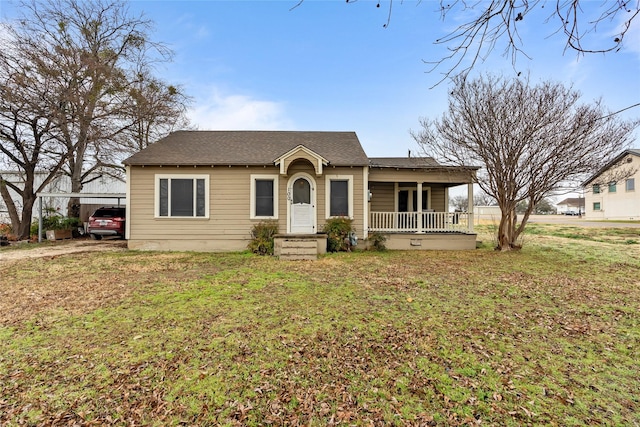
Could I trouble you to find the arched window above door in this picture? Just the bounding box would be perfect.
[293,178,311,204]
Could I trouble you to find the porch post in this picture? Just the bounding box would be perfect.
[363,167,369,238]
[38,195,43,243]
[417,182,423,233]
[394,182,399,230]
[445,187,449,212]
[467,183,474,233]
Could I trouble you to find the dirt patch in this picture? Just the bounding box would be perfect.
[0,242,221,326]
[0,238,127,263]
[0,240,133,325]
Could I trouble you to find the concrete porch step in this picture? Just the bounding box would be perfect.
[274,233,327,261]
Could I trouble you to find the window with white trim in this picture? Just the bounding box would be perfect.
[250,174,279,219]
[325,175,353,218]
[626,178,635,192]
[155,175,209,218]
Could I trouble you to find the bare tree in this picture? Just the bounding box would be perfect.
[449,192,497,211]
[412,74,639,251]
[449,194,469,212]
[429,0,640,84]
[1,0,190,223]
[78,68,192,180]
[293,1,639,84]
[122,68,192,155]
[474,190,497,206]
[0,31,68,239]
[516,198,557,215]
[24,0,173,217]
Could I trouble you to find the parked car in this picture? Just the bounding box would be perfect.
[87,207,126,240]
[563,210,580,216]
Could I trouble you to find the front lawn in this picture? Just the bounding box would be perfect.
[1,226,639,426]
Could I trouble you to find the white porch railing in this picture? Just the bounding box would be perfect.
[369,211,473,234]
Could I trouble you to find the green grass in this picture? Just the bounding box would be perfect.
[1,227,639,426]
[523,223,640,245]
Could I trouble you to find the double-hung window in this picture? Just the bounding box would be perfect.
[592,184,600,194]
[156,175,209,218]
[593,202,601,211]
[326,175,353,218]
[250,175,278,219]
[608,182,617,193]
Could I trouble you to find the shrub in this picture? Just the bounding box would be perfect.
[323,217,354,252]
[248,220,279,255]
[0,223,13,243]
[30,222,40,239]
[0,223,11,236]
[30,209,82,239]
[367,232,387,251]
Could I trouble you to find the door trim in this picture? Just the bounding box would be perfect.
[287,172,317,234]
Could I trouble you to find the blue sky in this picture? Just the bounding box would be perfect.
[1,0,639,158]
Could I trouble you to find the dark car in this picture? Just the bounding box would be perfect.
[88,207,126,240]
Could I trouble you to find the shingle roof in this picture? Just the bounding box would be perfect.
[369,157,441,168]
[123,131,369,166]
[368,157,481,171]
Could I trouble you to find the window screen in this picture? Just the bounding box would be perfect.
[330,180,349,216]
[255,179,274,217]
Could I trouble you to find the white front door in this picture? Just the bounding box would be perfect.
[289,176,315,234]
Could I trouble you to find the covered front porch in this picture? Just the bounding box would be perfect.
[369,210,475,250]
[369,210,473,234]
[366,157,478,250]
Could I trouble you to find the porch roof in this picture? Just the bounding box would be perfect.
[369,157,440,168]
[369,157,480,171]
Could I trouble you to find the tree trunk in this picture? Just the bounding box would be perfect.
[0,178,35,240]
[496,205,520,251]
[67,145,85,218]
[1,179,21,236]
[17,196,36,240]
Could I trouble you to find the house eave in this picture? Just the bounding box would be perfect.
[368,165,481,172]
[581,149,640,187]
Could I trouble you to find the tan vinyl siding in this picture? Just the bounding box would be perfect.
[128,164,368,251]
[369,182,395,211]
[128,166,281,250]
[430,185,447,212]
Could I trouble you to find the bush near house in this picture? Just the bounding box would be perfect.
[366,231,387,251]
[248,220,279,255]
[323,216,354,252]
